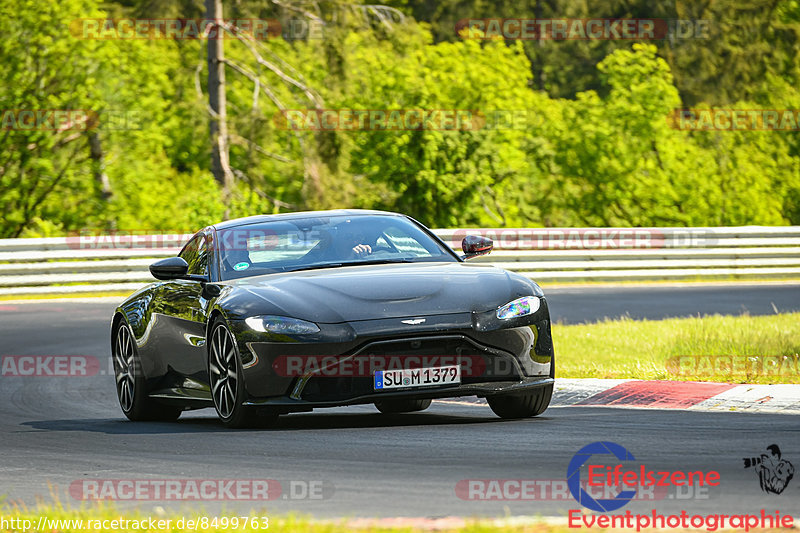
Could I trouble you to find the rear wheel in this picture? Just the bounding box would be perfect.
[113,321,182,422]
[374,398,432,414]
[209,318,278,429]
[487,383,553,419]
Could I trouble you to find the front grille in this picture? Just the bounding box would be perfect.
[356,336,483,357]
[298,335,520,402]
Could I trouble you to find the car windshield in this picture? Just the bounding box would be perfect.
[216,214,457,280]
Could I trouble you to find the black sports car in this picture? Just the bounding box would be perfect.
[111,210,555,427]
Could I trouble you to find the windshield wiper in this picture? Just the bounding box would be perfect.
[284,263,343,273]
[338,258,417,267]
[285,258,416,273]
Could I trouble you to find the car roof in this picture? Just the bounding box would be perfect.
[211,209,404,231]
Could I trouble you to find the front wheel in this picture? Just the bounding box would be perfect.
[208,318,277,429]
[374,398,432,414]
[487,383,553,419]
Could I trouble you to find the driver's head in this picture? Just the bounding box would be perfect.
[333,220,369,255]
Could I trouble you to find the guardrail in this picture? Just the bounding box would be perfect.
[1,226,799,295]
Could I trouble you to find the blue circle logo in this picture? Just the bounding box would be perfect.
[567,441,637,512]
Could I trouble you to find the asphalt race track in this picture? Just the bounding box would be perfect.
[545,282,800,323]
[1,283,799,518]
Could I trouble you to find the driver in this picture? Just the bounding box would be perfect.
[334,222,373,259]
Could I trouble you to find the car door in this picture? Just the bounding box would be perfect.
[151,230,215,383]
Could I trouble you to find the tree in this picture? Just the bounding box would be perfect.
[206,0,235,202]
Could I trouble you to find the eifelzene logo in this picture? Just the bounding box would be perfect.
[743,444,795,495]
[567,441,720,513]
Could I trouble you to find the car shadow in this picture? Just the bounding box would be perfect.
[20,417,228,434]
[21,409,543,435]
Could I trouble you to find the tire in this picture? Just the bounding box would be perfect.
[208,317,278,429]
[374,398,432,414]
[113,321,182,422]
[487,383,553,419]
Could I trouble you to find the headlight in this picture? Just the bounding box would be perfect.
[496,296,540,320]
[244,316,320,334]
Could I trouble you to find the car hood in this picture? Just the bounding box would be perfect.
[220,262,539,323]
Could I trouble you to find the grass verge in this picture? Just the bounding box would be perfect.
[555,313,800,383]
[0,505,794,533]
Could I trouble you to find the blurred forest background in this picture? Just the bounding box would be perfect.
[1,0,799,237]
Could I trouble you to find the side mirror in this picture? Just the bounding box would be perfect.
[149,257,189,280]
[461,235,493,260]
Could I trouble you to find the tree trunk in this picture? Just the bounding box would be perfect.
[88,131,112,201]
[206,0,234,205]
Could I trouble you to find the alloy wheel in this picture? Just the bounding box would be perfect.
[210,324,238,419]
[114,324,136,412]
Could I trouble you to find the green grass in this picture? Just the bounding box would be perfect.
[0,504,791,533]
[555,313,800,383]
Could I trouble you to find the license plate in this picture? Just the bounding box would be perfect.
[374,365,461,390]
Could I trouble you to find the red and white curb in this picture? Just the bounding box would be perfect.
[438,379,800,414]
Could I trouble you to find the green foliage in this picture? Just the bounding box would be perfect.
[393,0,800,105]
[541,44,795,226]
[0,0,221,235]
[1,0,799,236]
[331,31,537,226]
